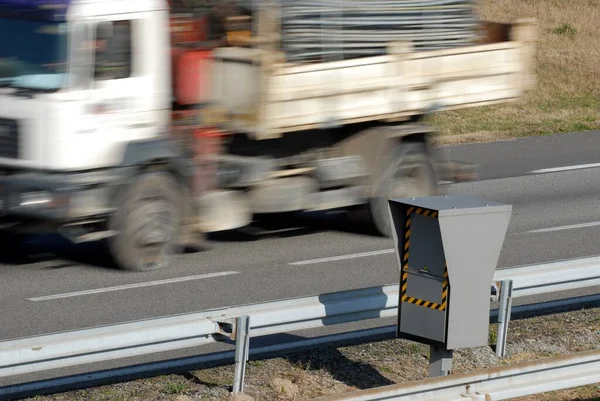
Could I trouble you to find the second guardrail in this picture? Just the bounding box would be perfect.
[312,348,600,401]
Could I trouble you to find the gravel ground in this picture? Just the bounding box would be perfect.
[23,307,600,401]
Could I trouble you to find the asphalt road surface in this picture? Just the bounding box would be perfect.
[2,130,600,346]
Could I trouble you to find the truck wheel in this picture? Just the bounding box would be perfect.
[0,232,28,262]
[107,172,184,272]
[365,142,437,237]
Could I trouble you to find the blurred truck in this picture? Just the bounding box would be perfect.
[0,0,536,271]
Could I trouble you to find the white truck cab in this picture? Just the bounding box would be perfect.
[0,0,171,171]
[0,0,203,271]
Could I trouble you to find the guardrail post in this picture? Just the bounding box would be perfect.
[232,315,251,394]
[496,279,513,358]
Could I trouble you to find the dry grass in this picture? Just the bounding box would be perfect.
[431,0,600,143]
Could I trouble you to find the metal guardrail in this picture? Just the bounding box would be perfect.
[0,285,399,379]
[4,295,600,401]
[492,255,600,358]
[494,255,600,298]
[1,256,599,396]
[311,349,600,401]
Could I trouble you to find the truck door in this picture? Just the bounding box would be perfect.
[80,16,153,167]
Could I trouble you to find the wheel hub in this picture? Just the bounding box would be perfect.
[388,163,432,199]
[131,198,176,248]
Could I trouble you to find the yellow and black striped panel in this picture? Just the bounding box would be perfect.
[406,206,439,219]
[401,206,447,310]
[401,208,413,272]
[402,206,438,271]
[400,263,449,311]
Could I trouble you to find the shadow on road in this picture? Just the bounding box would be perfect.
[0,234,119,271]
[0,208,379,270]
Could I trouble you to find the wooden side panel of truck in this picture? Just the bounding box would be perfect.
[210,19,537,140]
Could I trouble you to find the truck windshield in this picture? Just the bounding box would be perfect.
[0,18,68,92]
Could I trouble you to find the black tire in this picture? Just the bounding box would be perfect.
[0,231,22,245]
[0,231,29,262]
[362,142,437,237]
[107,171,184,272]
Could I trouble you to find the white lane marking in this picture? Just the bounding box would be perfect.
[28,271,239,302]
[530,162,600,174]
[522,221,600,234]
[290,249,395,266]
